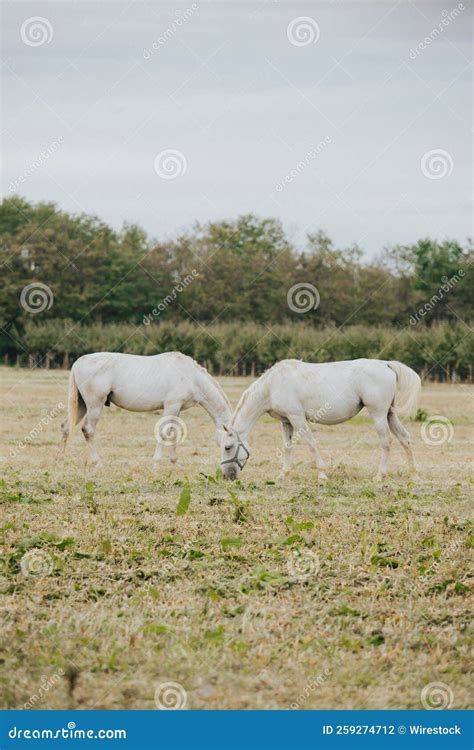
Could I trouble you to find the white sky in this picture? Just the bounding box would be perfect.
[2,0,472,255]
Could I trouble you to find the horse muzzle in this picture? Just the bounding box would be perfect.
[222,465,239,481]
[221,438,249,479]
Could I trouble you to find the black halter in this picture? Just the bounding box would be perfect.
[221,433,250,470]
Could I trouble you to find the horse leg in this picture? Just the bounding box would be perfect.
[367,408,392,482]
[289,416,327,481]
[153,402,182,467]
[81,403,103,466]
[152,440,163,467]
[59,401,86,457]
[60,419,69,455]
[277,420,294,479]
[169,423,179,464]
[388,409,417,477]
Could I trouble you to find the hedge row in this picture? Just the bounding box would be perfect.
[3,320,472,381]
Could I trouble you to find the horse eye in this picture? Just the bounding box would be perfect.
[224,444,232,451]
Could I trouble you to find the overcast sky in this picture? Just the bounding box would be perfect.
[2,0,472,255]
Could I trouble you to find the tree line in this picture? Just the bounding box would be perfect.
[0,196,472,378]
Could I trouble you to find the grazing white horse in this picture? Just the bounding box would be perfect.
[61,352,232,466]
[220,359,421,482]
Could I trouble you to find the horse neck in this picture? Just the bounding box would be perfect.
[196,371,232,427]
[232,382,268,439]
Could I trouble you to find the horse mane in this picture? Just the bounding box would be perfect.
[167,353,230,409]
[197,362,232,409]
[231,363,277,425]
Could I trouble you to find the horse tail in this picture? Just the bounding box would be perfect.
[67,365,80,431]
[388,361,421,418]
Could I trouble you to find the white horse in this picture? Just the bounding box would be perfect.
[220,358,421,482]
[61,351,232,466]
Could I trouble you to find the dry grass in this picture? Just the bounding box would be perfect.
[0,367,472,710]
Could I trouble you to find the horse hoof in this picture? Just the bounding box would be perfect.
[373,473,384,483]
[318,472,328,482]
[170,457,177,465]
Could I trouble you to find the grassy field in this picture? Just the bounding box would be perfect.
[0,366,472,711]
